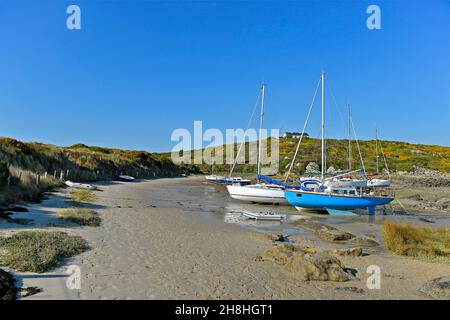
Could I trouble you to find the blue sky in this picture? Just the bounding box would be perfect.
[0,0,449,152]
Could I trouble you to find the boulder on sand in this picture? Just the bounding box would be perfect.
[418,276,450,299]
[315,228,355,242]
[287,252,351,282]
[261,245,351,282]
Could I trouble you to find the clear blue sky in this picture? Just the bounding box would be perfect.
[0,0,449,152]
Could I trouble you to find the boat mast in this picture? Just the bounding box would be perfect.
[321,71,325,181]
[375,128,379,174]
[257,83,265,179]
[348,105,352,170]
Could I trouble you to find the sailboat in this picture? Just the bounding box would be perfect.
[284,71,394,215]
[226,83,288,204]
[204,151,225,182]
[367,128,391,187]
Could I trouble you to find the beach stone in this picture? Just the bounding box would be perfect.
[0,269,16,300]
[335,286,365,294]
[315,228,355,242]
[418,276,450,299]
[268,234,288,242]
[329,247,363,257]
[287,252,351,282]
[347,236,379,247]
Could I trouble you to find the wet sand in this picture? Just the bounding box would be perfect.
[2,176,450,299]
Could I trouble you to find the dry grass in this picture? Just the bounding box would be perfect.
[0,231,89,273]
[383,221,450,263]
[70,189,96,204]
[59,208,101,226]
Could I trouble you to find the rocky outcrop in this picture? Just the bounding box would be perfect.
[418,276,450,299]
[347,236,379,247]
[327,247,363,257]
[259,245,352,282]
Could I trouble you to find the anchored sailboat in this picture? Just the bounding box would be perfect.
[284,71,395,215]
[367,128,391,187]
[226,83,288,204]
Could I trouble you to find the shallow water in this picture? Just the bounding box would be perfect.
[157,178,450,234]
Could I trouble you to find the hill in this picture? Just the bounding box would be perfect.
[192,136,450,176]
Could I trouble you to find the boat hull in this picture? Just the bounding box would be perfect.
[367,179,391,187]
[227,185,288,204]
[218,178,252,186]
[285,190,394,210]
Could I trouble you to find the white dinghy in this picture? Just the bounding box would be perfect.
[242,211,284,221]
[118,175,136,182]
[65,180,96,190]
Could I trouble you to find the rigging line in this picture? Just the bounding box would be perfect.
[229,87,262,177]
[284,77,321,183]
[327,79,366,173]
[349,115,367,176]
[377,133,391,178]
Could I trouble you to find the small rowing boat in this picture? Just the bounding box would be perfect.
[65,180,96,190]
[118,175,135,182]
[242,211,284,220]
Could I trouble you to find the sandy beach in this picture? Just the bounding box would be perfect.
[1,176,449,300]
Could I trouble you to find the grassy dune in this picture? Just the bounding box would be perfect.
[0,137,179,207]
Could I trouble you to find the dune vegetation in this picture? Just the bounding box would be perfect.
[0,137,179,207]
[383,221,450,263]
[0,231,89,273]
[58,208,101,227]
[69,189,96,204]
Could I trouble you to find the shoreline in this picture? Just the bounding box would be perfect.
[1,176,448,299]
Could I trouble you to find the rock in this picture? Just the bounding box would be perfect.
[268,234,288,242]
[262,246,351,282]
[305,162,320,173]
[326,166,336,174]
[0,269,16,300]
[20,286,42,298]
[262,245,294,265]
[347,236,379,247]
[418,276,450,299]
[335,286,365,294]
[315,228,355,242]
[329,247,363,257]
[287,252,351,282]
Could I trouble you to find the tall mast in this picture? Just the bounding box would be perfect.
[321,71,325,181]
[257,83,265,178]
[348,105,352,170]
[375,128,379,174]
